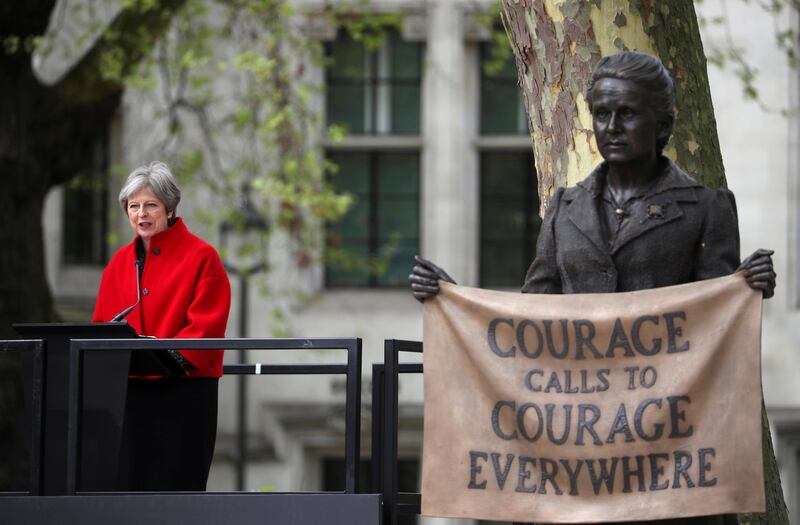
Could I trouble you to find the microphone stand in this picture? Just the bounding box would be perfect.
[111,260,142,322]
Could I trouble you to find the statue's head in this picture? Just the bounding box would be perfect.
[586,51,675,157]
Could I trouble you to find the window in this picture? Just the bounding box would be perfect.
[478,43,540,288]
[327,151,420,287]
[479,43,527,135]
[325,28,422,288]
[480,151,540,287]
[326,30,422,135]
[63,140,109,266]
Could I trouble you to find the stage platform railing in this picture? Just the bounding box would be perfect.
[66,337,363,495]
[1,336,384,525]
[1,335,433,525]
[371,339,423,525]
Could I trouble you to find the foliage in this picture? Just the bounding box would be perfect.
[35,0,406,316]
[115,0,347,274]
[472,0,513,77]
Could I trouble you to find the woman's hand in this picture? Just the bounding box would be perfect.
[409,255,456,303]
[737,248,776,299]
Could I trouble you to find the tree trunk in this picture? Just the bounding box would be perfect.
[0,0,188,336]
[0,49,121,338]
[0,0,186,490]
[500,1,788,524]
[0,6,121,490]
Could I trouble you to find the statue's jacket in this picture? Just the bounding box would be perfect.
[522,158,741,295]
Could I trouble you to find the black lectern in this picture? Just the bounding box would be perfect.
[13,323,136,495]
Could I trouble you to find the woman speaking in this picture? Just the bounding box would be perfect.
[93,161,231,491]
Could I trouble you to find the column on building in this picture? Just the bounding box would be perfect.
[421,1,479,286]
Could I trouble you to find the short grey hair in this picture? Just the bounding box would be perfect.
[118,161,181,215]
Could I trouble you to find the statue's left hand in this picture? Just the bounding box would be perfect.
[409,255,456,303]
[737,248,776,299]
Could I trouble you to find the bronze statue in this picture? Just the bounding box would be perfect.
[409,51,774,525]
[410,51,774,300]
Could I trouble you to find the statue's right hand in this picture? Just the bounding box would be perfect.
[409,255,456,303]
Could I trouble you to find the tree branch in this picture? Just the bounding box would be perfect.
[54,0,187,106]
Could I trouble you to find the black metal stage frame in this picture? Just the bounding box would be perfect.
[371,339,423,525]
[1,336,427,525]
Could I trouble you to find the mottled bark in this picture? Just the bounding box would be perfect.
[500,1,788,524]
[642,2,726,189]
[500,0,724,210]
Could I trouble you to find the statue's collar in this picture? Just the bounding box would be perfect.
[576,157,703,199]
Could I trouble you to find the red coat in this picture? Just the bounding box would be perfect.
[92,218,231,377]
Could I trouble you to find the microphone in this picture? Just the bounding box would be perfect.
[111,260,142,322]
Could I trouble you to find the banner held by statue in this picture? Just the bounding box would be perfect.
[421,275,764,523]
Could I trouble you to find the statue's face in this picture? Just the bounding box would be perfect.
[590,77,661,164]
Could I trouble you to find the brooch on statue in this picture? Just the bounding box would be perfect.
[646,204,665,219]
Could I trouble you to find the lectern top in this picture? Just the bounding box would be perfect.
[13,322,138,337]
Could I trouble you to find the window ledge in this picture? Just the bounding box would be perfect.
[474,135,533,149]
[325,135,423,150]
